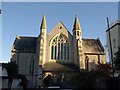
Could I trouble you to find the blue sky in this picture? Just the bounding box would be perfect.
[1,2,118,63]
[2,0,120,2]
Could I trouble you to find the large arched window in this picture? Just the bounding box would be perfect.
[51,34,69,60]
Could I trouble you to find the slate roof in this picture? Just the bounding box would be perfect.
[12,36,105,54]
[43,62,80,72]
[82,38,105,54]
[12,36,37,53]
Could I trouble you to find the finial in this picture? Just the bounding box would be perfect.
[75,14,77,17]
[16,35,21,40]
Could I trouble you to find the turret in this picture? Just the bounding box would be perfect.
[39,15,47,66]
[73,16,83,69]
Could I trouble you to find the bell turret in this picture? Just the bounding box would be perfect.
[73,16,83,69]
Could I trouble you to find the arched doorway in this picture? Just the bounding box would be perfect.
[43,74,54,86]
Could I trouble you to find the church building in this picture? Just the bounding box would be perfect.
[11,15,106,87]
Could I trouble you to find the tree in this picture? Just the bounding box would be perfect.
[97,63,113,77]
[114,47,120,70]
[2,61,18,89]
[71,63,113,89]
[71,70,100,89]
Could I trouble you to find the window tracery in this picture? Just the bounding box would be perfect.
[51,34,69,60]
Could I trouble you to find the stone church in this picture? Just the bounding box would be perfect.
[11,15,106,87]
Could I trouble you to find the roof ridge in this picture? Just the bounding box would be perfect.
[82,38,97,40]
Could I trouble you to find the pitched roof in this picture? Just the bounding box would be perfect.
[43,62,80,72]
[82,38,105,54]
[12,36,37,53]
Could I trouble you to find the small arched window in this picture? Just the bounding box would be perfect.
[85,56,89,71]
[51,34,69,60]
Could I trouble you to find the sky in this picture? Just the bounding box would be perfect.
[2,0,120,2]
[1,2,118,63]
